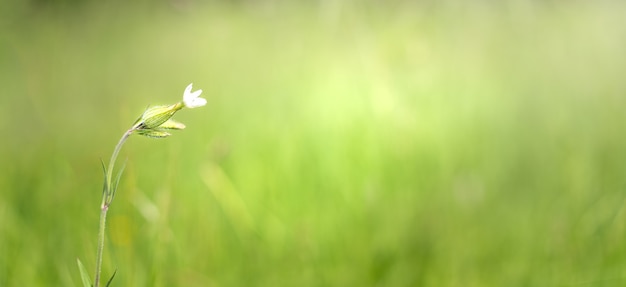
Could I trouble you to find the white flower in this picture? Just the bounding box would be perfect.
[182,83,206,108]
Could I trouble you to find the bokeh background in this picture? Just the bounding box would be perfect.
[2,0,626,286]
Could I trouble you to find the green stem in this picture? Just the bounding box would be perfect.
[94,202,108,287]
[94,128,134,287]
[106,129,134,195]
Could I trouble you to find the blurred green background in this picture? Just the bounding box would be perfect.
[2,0,626,286]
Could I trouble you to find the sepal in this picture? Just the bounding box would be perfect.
[136,129,172,138]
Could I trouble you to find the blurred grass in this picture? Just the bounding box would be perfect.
[2,0,626,286]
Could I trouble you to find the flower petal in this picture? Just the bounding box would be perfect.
[182,83,206,108]
[184,83,194,98]
[190,97,207,108]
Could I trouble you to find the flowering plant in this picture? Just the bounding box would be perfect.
[77,83,206,287]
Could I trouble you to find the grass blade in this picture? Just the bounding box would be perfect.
[76,258,93,287]
[105,269,117,287]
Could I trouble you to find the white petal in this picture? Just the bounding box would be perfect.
[189,89,203,99]
[182,83,206,108]
[184,83,194,97]
[188,97,207,108]
[183,83,195,102]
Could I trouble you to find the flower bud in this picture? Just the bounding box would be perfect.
[137,103,183,129]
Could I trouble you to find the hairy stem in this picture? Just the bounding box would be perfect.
[94,203,108,287]
[94,128,134,287]
[106,129,134,198]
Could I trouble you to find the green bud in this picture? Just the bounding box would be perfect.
[137,103,183,130]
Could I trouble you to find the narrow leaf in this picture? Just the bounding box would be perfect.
[105,269,117,287]
[100,159,108,197]
[76,258,93,287]
[110,159,127,203]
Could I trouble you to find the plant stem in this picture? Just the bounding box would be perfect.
[94,128,134,287]
[107,129,134,193]
[94,202,108,287]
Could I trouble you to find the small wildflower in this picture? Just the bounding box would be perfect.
[90,82,207,287]
[183,83,206,108]
[131,83,205,139]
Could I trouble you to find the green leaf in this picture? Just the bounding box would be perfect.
[76,258,93,287]
[100,159,108,197]
[110,159,127,203]
[105,269,117,287]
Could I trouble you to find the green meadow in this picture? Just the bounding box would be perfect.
[2,1,626,286]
